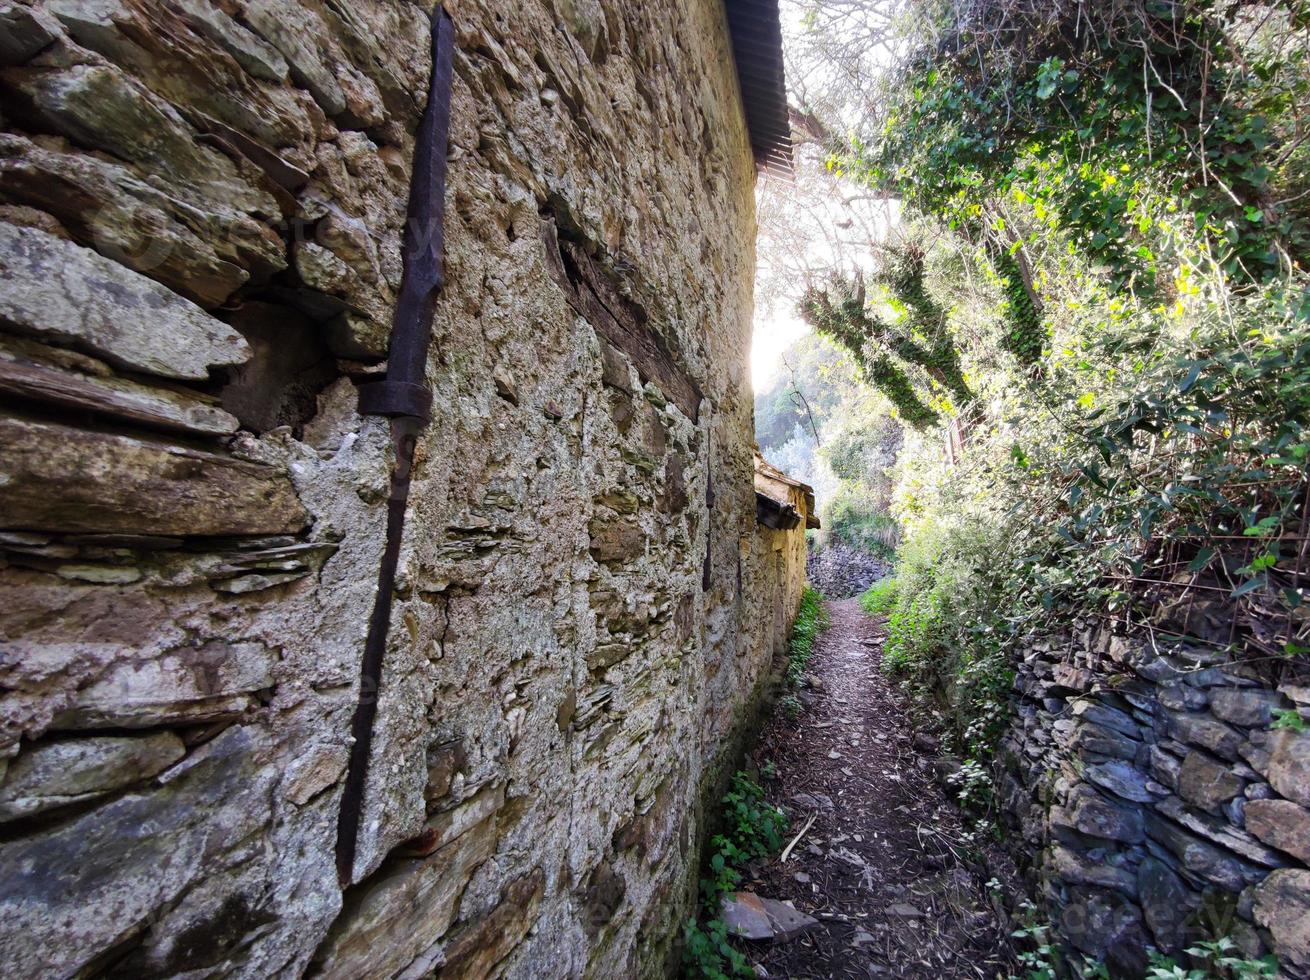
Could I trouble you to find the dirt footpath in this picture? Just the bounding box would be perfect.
[744,598,1019,979]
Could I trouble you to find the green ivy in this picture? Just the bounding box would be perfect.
[801,248,972,428]
[987,243,1047,366]
[849,0,1310,288]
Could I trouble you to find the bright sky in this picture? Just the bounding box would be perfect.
[749,3,816,391]
[749,0,901,392]
[751,307,810,388]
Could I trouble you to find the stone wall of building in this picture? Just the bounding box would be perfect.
[0,1,806,976]
[751,452,814,658]
[999,622,1310,975]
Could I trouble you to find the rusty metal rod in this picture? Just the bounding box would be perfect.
[335,7,455,887]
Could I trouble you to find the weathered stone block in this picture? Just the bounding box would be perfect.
[0,4,60,65]
[1047,844,1137,895]
[1150,745,1183,791]
[1053,784,1144,843]
[0,725,272,978]
[0,341,239,437]
[1071,699,1141,737]
[588,516,645,563]
[0,416,308,535]
[1138,857,1194,952]
[1085,761,1157,803]
[50,640,277,730]
[5,60,275,218]
[598,339,633,392]
[0,134,267,306]
[282,742,348,806]
[1059,891,1144,964]
[1267,729,1310,807]
[1210,688,1283,728]
[1244,799,1310,864]
[312,811,500,980]
[1177,751,1244,814]
[241,0,351,119]
[1167,711,1243,761]
[438,868,546,978]
[1252,869,1310,974]
[1159,683,1207,712]
[424,740,467,808]
[1144,811,1266,892]
[0,731,184,822]
[0,223,249,379]
[1157,795,1286,866]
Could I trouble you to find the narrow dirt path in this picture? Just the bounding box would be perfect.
[745,598,1017,979]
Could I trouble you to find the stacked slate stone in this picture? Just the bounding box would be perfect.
[997,624,1310,975]
[805,542,891,599]
[0,1,804,977]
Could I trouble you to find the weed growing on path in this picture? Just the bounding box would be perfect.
[859,576,897,615]
[683,772,788,979]
[785,586,828,689]
[685,594,827,978]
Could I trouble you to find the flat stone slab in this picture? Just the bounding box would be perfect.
[721,891,820,941]
[0,416,307,536]
[0,223,249,380]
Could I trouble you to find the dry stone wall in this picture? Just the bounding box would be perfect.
[0,1,804,976]
[999,623,1310,975]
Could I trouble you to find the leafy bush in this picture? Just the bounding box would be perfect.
[717,772,788,868]
[855,0,1310,288]
[683,917,747,980]
[826,488,900,558]
[785,586,828,688]
[860,576,898,615]
[1145,938,1278,979]
[683,772,788,979]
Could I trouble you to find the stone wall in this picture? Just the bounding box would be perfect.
[0,1,805,976]
[999,623,1310,975]
[751,452,814,658]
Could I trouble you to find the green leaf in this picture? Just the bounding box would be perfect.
[1178,364,1202,393]
[1243,513,1281,537]
[1233,577,1267,598]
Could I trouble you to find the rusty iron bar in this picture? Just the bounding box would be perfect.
[702,429,714,592]
[335,7,455,887]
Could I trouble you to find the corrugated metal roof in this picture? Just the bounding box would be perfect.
[724,0,792,173]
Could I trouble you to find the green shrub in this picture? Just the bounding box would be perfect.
[860,577,898,615]
[826,488,900,559]
[684,772,788,979]
[870,517,1018,823]
[785,586,828,688]
[1145,938,1278,979]
[683,917,749,980]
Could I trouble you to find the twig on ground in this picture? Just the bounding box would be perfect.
[781,811,819,863]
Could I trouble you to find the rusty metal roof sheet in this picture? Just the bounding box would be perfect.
[725,0,792,173]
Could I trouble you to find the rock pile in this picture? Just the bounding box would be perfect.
[998,625,1310,975]
[806,542,891,599]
